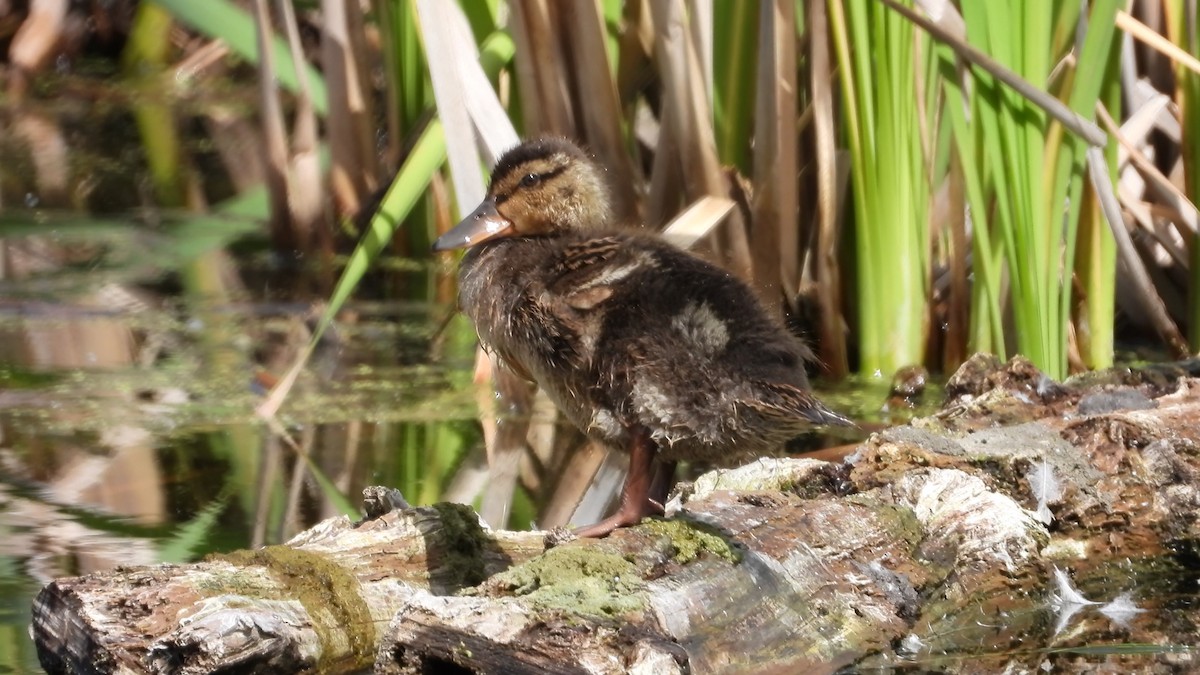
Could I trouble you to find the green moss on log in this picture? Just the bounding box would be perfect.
[483,545,646,620]
[637,518,741,564]
[213,546,374,668]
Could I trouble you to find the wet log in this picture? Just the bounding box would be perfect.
[32,355,1200,674]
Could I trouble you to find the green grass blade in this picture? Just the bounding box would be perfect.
[256,121,445,419]
[712,1,758,171]
[1165,0,1200,350]
[1056,0,1121,369]
[319,120,447,336]
[158,494,230,563]
[833,0,930,375]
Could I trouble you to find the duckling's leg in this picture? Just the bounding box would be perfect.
[574,426,662,538]
[649,460,678,506]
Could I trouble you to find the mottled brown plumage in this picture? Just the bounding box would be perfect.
[434,137,850,537]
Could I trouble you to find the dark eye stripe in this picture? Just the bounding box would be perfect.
[494,163,570,205]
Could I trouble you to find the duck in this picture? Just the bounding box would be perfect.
[433,137,851,537]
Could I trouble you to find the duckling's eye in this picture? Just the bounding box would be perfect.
[520,173,541,188]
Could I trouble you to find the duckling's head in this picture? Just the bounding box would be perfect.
[432,137,613,251]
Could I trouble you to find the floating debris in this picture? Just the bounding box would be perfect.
[1049,566,1096,634]
[1098,592,1146,628]
[1027,460,1063,525]
[1048,567,1148,633]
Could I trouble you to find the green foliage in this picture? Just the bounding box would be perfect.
[831,0,932,375]
[956,0,1121,378]
[316,120,447,337]
[1166,0,1200,351]
[712,2,758,172]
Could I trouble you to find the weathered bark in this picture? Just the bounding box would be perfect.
[32,355,1200,674]
[32,502,546,674]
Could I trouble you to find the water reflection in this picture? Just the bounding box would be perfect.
[0,216,486,672]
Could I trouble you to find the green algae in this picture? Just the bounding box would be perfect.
[484,545,646,620]
[637,518,741,564]
[860,501,925,549]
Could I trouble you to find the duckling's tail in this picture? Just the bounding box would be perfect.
[750,380,856,428]
[802,401,856,428]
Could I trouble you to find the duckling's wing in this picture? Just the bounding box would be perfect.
[740,380,854,427]
[548,236,647,311]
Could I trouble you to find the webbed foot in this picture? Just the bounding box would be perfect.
[573,426,670,538]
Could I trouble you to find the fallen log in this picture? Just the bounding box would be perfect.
[32,355,1200,673]
[32,500,547,674]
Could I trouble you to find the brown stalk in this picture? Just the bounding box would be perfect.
[524,391,560,474]
[276,0,323,252]
[649,0,753,280]
[205,111,266,193]
[1086,144,1189,357]
[1101,99,1191,287]
[334,421,363,505]
[1131,202,1188,268]
[372,0,404,171]
[538,441,609,528]
[508,0,576,135]
[415,0,487,208]
[941,156,970,370]
[475,355,537,528]
[750,0,796,312]
[11,112,69,206]
[646,101,686,228]
[660,195,737,249]
[808,0,848,378]
[320,0,378,216]
[615,0,656,105]
[282,425,316,541]
[7,0,67,97]
[1099,102,1200,237]
[686,0,714,92]
[1117,9,1200,76]
[414,2,517,166]
[251,0,292,250]
[568,451,629,527]
[559,1,640,221]
[252,431,283,549]
[173,40,231,82]
[441,447,490,506]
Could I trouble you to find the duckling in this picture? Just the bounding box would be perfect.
[434,137,851,537]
